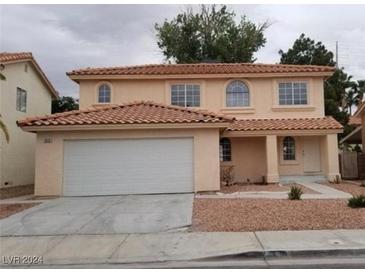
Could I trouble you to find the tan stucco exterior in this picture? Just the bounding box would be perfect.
[79,77,325,119]
[21,70,343,195]
[34,128,220,196]
[0,61,54,188]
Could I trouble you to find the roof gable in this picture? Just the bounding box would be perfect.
[17,101,233,129]
[0,52,59,98]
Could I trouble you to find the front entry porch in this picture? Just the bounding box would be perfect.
[220,133,341,184]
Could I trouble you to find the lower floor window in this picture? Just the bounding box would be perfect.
[220,138,231,162]
[283,136,296,160]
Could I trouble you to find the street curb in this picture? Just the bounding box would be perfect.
[198,248,365,261]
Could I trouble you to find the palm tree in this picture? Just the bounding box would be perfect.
[0,72,9,143]
[0,115,9,143]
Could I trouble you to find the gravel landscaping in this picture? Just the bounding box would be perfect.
[0,185,34,199]
[220,183,317,194]
[0,203,40,219]
[193,198,365,232]
[324,182,365,196]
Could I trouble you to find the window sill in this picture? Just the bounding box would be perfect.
[272,105,315,112]
[221,107,255,114]
[279,160,299,166]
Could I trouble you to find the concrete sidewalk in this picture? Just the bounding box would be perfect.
[1,230,365,266]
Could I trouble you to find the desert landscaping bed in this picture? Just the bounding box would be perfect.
[0,185,34,199]
[220,183,317,194]
[324,182,365,196]
[193,198,365,232]
[0,203,40,219]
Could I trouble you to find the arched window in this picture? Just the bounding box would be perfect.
[226,80,250,107]
[98,84,111,103]
[220,138,231,162]
[283,136,295,160]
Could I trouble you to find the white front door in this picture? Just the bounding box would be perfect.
[302,137,321,173]
[63,138,194,196]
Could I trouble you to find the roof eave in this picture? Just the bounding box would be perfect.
[67,71,334,82]
[19,122,232,133]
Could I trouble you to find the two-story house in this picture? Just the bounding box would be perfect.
[0,52,58,194]
[18,63,342,196]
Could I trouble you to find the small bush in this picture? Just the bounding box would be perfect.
[348,195,365,208]
[288,186,303,200]
[221,166,235,186]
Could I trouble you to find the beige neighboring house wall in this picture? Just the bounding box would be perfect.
[0,60,56,188]
[79,77,325,119]
[34,128,220,196]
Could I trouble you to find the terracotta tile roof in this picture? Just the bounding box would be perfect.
[349,116,362,126]
[227,116,343,131]
[67,63,335,77]
[0,52,58,98]
[17,101,233,128]
[0,52,33,63]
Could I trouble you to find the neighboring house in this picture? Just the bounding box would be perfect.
[340,101,365,149]
[0,52,58,190]
[17,63,343,196]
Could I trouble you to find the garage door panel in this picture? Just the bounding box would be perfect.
[63,138,194,196]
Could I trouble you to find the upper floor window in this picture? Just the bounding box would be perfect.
[279,82,307,105]
[171,84,200,107]
[220,138,232,162]
[283,136,296,161]
[226,80,250,107]
[98,84,111,103]
[16,87,27,112]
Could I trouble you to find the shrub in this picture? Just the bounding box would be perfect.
[221,166,235,186]
[348,195,365,208]
[288,185,303,200]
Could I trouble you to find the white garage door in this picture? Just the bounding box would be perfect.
[63,138,194,196]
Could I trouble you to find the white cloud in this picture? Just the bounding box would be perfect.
[1,4,364,97]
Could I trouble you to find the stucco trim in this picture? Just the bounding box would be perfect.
[223,129,342,137]
[21,122,232,132]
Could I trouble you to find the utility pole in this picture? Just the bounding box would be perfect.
[335,41,339,69]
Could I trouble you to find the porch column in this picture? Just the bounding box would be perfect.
[325,133,341,181]
[266,135,279,183]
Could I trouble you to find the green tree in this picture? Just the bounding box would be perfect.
[279,33,335,66]
[52,96,79,114]
[155,5,269,63]
[279,34,362,137]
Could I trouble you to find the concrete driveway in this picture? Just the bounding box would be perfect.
[0,194,194,236]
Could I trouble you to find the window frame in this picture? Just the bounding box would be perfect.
[16,87,27,113]
[96,83,112,104]
[225,80,250,108]
[220,138,232,162]
[170,83,201,107]
[278,81,308,106]
[282,136,296,161]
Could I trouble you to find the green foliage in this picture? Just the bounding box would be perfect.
[52,96,79,114]
[288,185,303,200]
[155,5,269,63]
[348,195,365,208]
[279,33,335,66]
[279,33,364,139]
